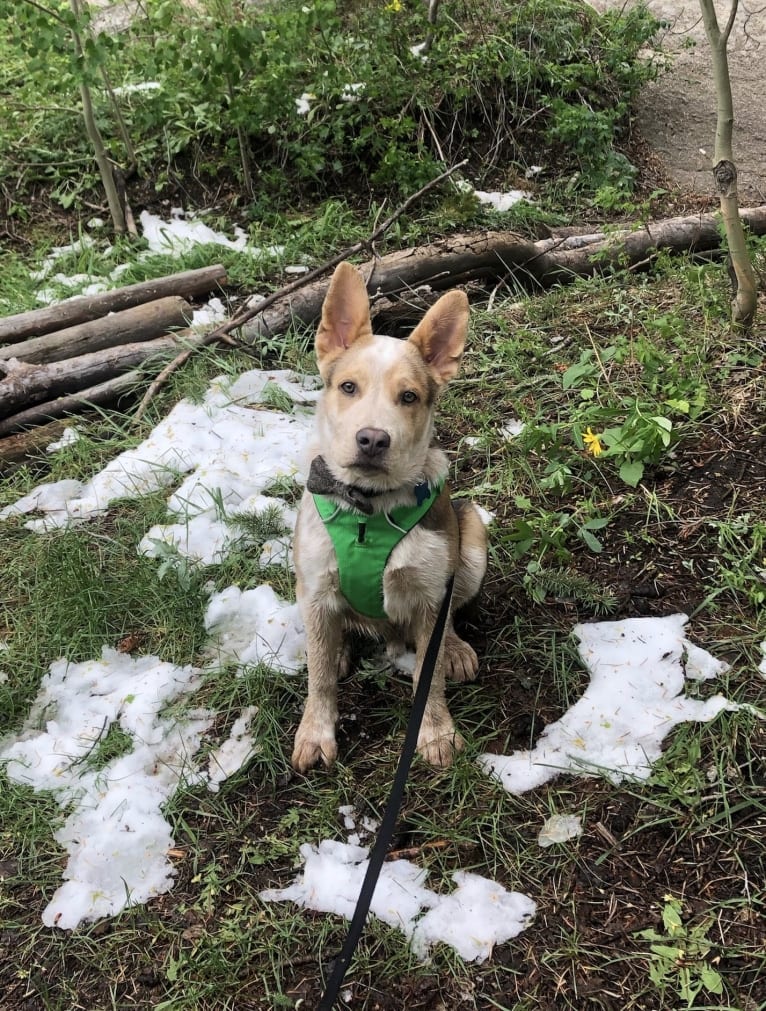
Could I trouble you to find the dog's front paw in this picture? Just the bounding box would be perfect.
[417,716,464,768]
[292,715,337,773]
[444,632,479,683]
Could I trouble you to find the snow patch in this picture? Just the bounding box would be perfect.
[204,584,306,673]
[45,426,81,454]
[207,706,261,792]
[480,614,737,794]
[473,189,530,212]
[0,648,210,929]
[260,840,535,962]
[1,369,317,567]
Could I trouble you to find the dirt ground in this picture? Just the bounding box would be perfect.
[597,0,766,202]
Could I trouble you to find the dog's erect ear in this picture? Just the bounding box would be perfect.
[408,290,469,385]
[315,262,372,372]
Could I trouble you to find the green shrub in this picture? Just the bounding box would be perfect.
[0,0,661,207]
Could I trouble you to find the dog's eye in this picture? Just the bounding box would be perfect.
[400,390,419,405]
[339,381,357,395]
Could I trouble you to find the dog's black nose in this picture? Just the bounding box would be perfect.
[356,427,391,457]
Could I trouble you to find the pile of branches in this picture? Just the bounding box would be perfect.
[2,200,765,466]
[0,266,226,458]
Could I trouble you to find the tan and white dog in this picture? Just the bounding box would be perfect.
[292,262,487,773]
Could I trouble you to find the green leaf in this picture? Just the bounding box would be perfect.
[619,459,644,486]
[651,415,673,431]
[580,529,603,553]
[507,520,535,542]
[651,415,673,446]
[699,963,723,993]
[562,360,595,390]
[662,902,683,933]
[650,943,684,959]
[582,516,610,530]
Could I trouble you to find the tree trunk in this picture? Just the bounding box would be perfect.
[0,297,193,365]
[0,371,146,440]
[0,265,227,344]
[70,0,127,234]
[699,0,757,329]
[0,419,75,469]
[240,207,766,345]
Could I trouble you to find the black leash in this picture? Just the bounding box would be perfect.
[316,573,456,1011]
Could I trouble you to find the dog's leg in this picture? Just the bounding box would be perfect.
[442,623,479,683]
[292,611,344,773]
[411,613,464,767]
[443,500,487,683]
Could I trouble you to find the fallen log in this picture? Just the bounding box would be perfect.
[0,329,204,419]
[0,264,227,345]
[0,296,193,365]
[239,206,766,344]
[0,419,74,469]
[0,370,145,439]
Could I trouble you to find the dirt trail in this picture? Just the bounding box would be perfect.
[597,0,766,201]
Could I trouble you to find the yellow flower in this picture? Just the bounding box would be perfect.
[385,0,403,11]
[583,427,604,457]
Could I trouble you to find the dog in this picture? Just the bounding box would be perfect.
[291,262,487,772]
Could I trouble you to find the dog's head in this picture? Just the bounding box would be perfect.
[312,262,469,492]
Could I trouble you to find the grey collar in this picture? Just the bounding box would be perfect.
[306,455,383,515]
[306,455,433,516]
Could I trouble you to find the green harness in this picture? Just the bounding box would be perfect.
[313,482,442,620]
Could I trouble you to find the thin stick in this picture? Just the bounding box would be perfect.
[131,160,468,423]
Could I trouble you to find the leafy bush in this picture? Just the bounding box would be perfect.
[0,0,660,209]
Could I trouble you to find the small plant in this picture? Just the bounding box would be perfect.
[638,895,724,1007]
[560,341,707,487]
[710,514,766,608]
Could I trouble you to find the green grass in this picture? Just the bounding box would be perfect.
[1,217,766,1010]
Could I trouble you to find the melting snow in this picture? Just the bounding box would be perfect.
[0,369,317,568]
[0,356,752,944]
[473,189,530,212]
[204,584,305,673]
[259,839,535,962]
[479,614,738,794]
[500,418,525,439]
[1,648,210,929]
[45,426,81,453]
[207,706,261,792]
[112,81,161,96]
[295,92,315,116]
[30,207,283,306]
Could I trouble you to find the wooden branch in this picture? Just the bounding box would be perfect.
[237,206,766,346]
[0,419,73,468]
[0,370,145,438]
[216,159,470,339]
[0,264,227,344]
[0,296,192,365]
[0,329,206,419]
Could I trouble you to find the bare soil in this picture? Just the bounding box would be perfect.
[598,0,766,202]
